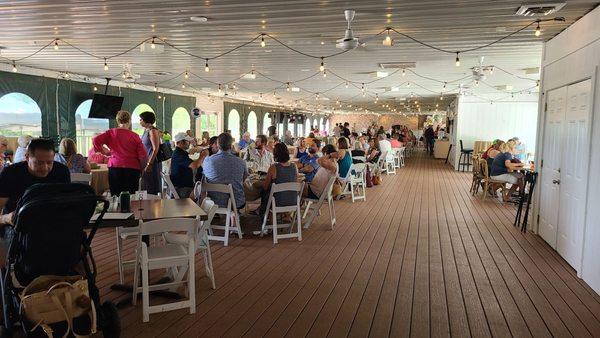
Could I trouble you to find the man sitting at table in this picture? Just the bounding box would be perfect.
[0,138,70,264]
[238,132,254,150]
[170,132,207,198]
[490,140,524,202]
[202,133,248,209]
[244,134,274,173]
[296,139,321,183]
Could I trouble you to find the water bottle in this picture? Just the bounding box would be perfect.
[119,191,131,213]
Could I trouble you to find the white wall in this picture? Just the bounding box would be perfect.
[454,95,539,170]
[537,6,600,294]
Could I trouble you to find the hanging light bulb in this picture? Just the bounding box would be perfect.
[204,59,210,72]
[121,72,127,79]
[440,94,444,100]
[455,52,460,67]
[345,82,349,88]
[64,72,70,79]
[535,22,541,37]
[322,69,327,77]
[158,95,162,99]
[316,92,320,100]
[383,29,392,46]
[54,39,59,50]
[93,86,98,92]
[260,35,266,47]
[286,82,291,91]
[443,82,447,89]
[475,80,479,86]
[259,93,263,99]
[489,66,494,75]
[150,37,156,49]
[536,80,540,88]
[103,59,108,71]
[184,71,189,79]
[12,62,17,73]
[131,82,136,88]
[181,83,185,89]
[319,57,325,72]
[402,69,406,77]
[154,83,158,91]
[218,84,223,93]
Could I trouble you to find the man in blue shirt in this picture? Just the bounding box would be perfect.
[297,139,321,182]
[169,132,206,198]
[238,132,254,150]
[202,133,248,208]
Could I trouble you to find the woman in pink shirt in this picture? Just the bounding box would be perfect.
[93,110,147,195]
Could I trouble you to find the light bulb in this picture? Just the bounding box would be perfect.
[443,82,447,89]
[440,95,444,101]
[535,23,541,37]
[286,83,291,91]
[323,69,327,77]
[103,59,108,71]
[406,82,410,87]
[204,59,209,72]
[158,95,162,99]
[54,40,59,50]
[181,83,186,89]
[154,83,158,91]
[12,63,17,73]
[218,84,222,93]
[489,66,494,75]
[261,36,266,47]
[383,30,392,46]
[93,86,98,91]
[121,73,126,79]
[402,69,406,77]
[184,71,189,79]
[319,58,325,72]
[150,38,156,49]
[536,80,540,88]
[345,82,349,88]
[455,52,460,67]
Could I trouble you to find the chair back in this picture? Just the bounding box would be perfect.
[479,158,490,179]
[70,173,92,185]
[268,182,304,210]
[202,181,238,210]
[199,198,218,232]
[160,172,180,199]
[350,163,366,180]
[352,156,366,163]
[460,140,465,151]
[377,151,388,168]
[324,175,337,200]
[138,217,199,237]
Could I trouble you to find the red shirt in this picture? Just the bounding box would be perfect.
[390,139,402,148]
[93,128,147,170]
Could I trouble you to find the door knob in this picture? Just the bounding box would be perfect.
[552,179,561,184]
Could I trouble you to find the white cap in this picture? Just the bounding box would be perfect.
[174,132,193,143]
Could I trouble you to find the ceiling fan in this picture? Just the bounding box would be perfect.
[335,10,378,51]
[119,63,141,83]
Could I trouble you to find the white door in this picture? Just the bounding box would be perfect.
[556,79,592,271]
[539,87,566,248]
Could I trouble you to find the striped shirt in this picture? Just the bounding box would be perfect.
[202,150,248,208]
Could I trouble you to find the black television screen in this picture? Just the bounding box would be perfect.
[88,94,124,118]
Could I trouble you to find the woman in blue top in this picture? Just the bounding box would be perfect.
[139,111,162,194]
[59,138,91,174]
[295,137,308,160]
[490,140,524,201]
[337,137,352,179]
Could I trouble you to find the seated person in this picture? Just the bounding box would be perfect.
[202,133,248,209]
[297,139,321,183]
[170,132,207,198]
[59,137,91,174]
[337,137,352,179]
[13,134,33,163]
[283,130,295,146]
[194,136,219,182]
[303,144,339,199]
[0,139,71,265]
[304,133,316,147]
[390,133,402,148]
[485,140,504,170]
[490,140,524,201]
[295,137,308,161]
[238,132,254,150]
[258,143,298,216]
[244,134,274,173]
[366,138,381,163]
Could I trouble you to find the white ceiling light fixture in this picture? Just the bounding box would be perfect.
[190,16,209,23]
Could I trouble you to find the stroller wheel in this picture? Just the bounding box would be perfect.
[100,301,121,338]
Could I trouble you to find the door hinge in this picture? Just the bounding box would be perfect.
[537,214,540,224]
[540,159,543,168]
[544,102,548,112]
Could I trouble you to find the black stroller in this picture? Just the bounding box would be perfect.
[0,183,120,337]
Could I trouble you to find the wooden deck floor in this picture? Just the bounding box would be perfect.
[93,151,600,337]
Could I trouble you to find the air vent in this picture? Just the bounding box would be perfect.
[378,62,416,69]
[515,3,566,16]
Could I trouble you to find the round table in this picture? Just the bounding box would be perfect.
[91,164,109,195]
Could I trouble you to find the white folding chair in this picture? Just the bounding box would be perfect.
[398,147,406,167]
[348,163,366,202]
[260,182,304,244]
[70,173,92,185]
[376,151,388,177]
[352,155,366,163]
[132,217,199,322]
[161,172,180,199]
[115,192,161,284]
[302,176,337,230]
[337,164,354,200]
[202,182,243,246]
[392,148,401,168]
[384,151,396,175]
[164,199,218,290]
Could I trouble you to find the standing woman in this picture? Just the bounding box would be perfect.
[93,110,147,195]
[139,111,161,195]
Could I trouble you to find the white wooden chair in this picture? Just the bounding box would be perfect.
[347,163,367,202]
[393,147,406,168]
[302,176,337,229]
[115,192,161,284]
[132,217,199,322]
[384,151,396,175]
[161,172,180,199]
[202,182,243,246]
[70,172,92,185]
[260,182,304,244]
[376,151,388,177]
[164,199,218,289]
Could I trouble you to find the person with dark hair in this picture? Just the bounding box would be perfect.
[424,125,435,156]
[0,138,71,225]
[297,139,321,182]
[267,123,277,137]
[245,134,274,173]
[258,143,298,216]
[337,137,352,178]
[341,122,351,138]
[295,137,308,161]
[202,133,248,209]
[304,143,338,199]
[139,111,161,194]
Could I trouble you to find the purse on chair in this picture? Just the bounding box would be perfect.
[19,275,97,338]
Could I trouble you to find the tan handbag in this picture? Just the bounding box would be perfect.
[19,275,97,338]
[372,174,382,185]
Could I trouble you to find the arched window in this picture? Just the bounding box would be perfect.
[247,111,257,138]
[76,99,109,152]
[287,120,295,137]
[199,113,218,138]
[132,104,154,136]
[172,107,191,136]
[228,109,240,141]
[0,92,42,137]
[304,118,311,136]
[318,117,323,131]
[263,114,272,134]
[325,118,330,134]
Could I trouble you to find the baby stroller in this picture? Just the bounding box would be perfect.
[0,183,120,337]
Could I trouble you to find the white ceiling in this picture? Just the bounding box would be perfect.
[0,0,598,114]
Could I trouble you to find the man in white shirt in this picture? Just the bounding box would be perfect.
[332,123,341,137]
[244,134,274,173]
[378,133,394,161]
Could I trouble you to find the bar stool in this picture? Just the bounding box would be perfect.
[458,140,473,172]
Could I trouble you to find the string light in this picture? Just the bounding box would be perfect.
[93,86,98,91]
[12,62,17,73]
[218,84,223,93]
[536,80,540,88]
[455,52,460,67]
[322,69,327,77]
[443,82,447,89]
[184,71,189,79]
[286,82,291,91]
[402,69,406,77]
[535,22,541,37]
[150,37,156,49]
[345,82,349,88]
[489,66,494,75]
[181,83,186,89]
[54,39,59,50]
[260,35,266,48]
[103,59,108,71]
[204,59,210,72]
[440,94,444,101]
[154,83,158,91]
[406,82,411,87]
[319,57,325,72]
[158,95,162,99]
[383,29,393,46]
